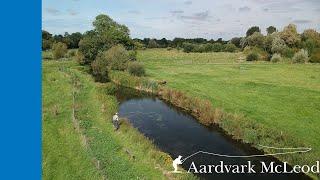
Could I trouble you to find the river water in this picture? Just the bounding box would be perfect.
[116,87,310,180]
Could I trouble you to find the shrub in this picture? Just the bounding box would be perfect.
[267,26,277,35]
[128,62,145,77]
[148,39,159,48]
[52,42,68,59]
[78,33,107,65]
[280,24,301,47]
[292,49,309,63]
[105,44,130,70]
[246,26,261,37]
[309,49,320,63]
[128,50,137,61]
[282,47,295,58]
[302,39,317,54]
[270,53,282,63]
[194,44,206,53]
[230,37,241,48]
[223,43,237,52]
[76,51,85,65]
[240,37,248,49]
[203,43,213,52]
[68,50,76,57]
[104,83,118,95]
[246,32,265,48]
[182,42,196,53]
[212,43,223,52]
[246,52,259,61]
[91,52,109,82]
[271,36,287,54]
[42,39,53,50]
[243,46,269,61]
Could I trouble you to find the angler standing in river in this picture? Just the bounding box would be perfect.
[112,112,120,130]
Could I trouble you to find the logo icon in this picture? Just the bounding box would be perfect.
[172,155,183,173]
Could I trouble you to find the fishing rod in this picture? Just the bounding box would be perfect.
[180,145,312,163]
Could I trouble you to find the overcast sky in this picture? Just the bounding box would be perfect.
[42,0,320,40]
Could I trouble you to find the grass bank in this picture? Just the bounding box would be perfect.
[43,60,196,179]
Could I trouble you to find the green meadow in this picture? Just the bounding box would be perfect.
[42,48,320,179]
[139,49,320,154]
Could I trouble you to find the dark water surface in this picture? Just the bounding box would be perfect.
[116,88,310,180]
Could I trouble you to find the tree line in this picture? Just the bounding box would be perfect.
[43,13,320,69]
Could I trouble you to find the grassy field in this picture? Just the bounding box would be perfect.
[139,49,320,162]
[42,59,195,179]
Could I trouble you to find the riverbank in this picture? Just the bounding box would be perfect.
[43,60,196,179]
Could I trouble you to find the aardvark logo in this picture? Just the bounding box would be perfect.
[171,145,311,173]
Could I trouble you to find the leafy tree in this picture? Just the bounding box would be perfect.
[271,36,288,54]
[93,14,130,45]
[301,29,320,42]
[91,53,110,82]
[42,40,53,50]
[246,32,265,48]
[310,48,320,63]
[303,39,317,54]
[52,42,68,59]
[240,37,247,49]
[68,32,83,49]
[53,34,64,43]
[246,26,260,37]
[147,39,159,48]
[203,43,213,52]
[216,38,223,43]
[104,44,129,70]
[42,30,52,40]
[267,26,277,35]
[182,42,196,53]
[172,38,185,48]
[230,37,241,48]
[133,41,145,50]
[78,14,131,64]
[78,31,105,65]
[158,38,169,48]
[223,43,237,52]
[301,29,320,53]
[264,34,275,53]
[212,43,223,52]
[280,24,301,47]
[42,30,53,50]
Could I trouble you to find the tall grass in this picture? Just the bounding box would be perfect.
[109,71,158,93]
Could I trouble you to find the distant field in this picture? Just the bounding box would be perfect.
[139,49,320,153]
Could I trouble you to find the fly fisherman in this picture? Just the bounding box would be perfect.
[112,112,120,130]
[172,155,183,173]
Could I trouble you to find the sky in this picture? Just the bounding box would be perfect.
[42,0,320,40]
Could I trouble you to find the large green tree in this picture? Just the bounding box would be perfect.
[78,14,131,64]
[42,30,53,50]
[246,26,261,37]
[266,26,277,35]
[280,24,301,47]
